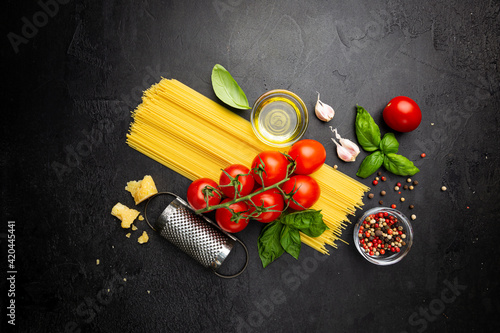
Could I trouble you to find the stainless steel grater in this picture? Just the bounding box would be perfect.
[144,192,248,278]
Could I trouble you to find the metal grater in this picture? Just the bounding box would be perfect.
[145,192,248,278]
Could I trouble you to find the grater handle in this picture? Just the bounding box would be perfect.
[214,236,248,279]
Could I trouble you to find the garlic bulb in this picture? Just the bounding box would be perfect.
[315,92,334,122]
[330,127,360,162]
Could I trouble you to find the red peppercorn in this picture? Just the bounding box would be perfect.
[396,247,401,253]
[365,231,370,238]
[381,176,387,181]
[379,249,385,255]
[372,180,378,186]
[387,229,393,235]
[421,153,426,158]
[398,231,403,235]
[378,212,384,218]
[391,204,396,209]
[369,251,374,256]
[391,248,396,252]
[383,212,389,217]
[374,223,379,228]
[396,182,402,187]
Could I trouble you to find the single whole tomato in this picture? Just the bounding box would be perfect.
[186,178,222,211]
[219,164,255,199]
[383,96,422,132]
[251,151,289,186]
[281,175,321,210]
[287,139,326,175]
[215,199,249,233]
[248,189,284,223]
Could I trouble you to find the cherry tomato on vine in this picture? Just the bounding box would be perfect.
[186,178,222,211]
[215,199,250,233]
[248,189,284,223]
[287,139,326,175]
[219,164,255,199]
[281,175,321,210]
[251,151,289,186]
[383,96,422,132]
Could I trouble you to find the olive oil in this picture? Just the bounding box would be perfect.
[254,97,302,145]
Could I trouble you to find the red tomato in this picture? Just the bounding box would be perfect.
[383,96,422,132]
[186,178,222,211]
[248,189,284,223]
[251,151,289,186]
[287,139,326,175]
[281,175,321,210]
[215,199,250,233]
[219,164,255,199]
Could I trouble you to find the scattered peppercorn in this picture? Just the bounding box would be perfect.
[394,186,400,191]
[368,193,374,199]
[380,190,386,196]
[379,200,384,205]
[441,186,447,191]
[372,180,379,186]
[411,214,416,220]
[403,185,409,190]
[409,205,414,209]
[421,153,426,158]
[381,176,387,182]
[413,180,419,186]
[409,185,414,190]
[400,197,405,202]
[406,178,412,183]
[377,171,382,176]
[391,204,396,209]
[396,182,402,187]
[375,177,379,181]
[334,165,338,170]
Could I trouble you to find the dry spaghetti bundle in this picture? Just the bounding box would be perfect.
[127,79,369,254]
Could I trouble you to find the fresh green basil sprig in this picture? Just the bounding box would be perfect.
[258,210,328,268]
[211,64,251,110]
[355,106,419,178]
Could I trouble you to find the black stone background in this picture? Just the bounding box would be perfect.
[2,1,500,332]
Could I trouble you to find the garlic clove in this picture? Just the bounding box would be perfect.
[330,127,360,162]
[339,138,360,159]
[332,139,356,162]
[315,92,335,122]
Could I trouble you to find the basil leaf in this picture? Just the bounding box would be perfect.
[356,151,384,178]
[355,105,381,152]
[258,221,285,268]
[211,64,251,110]
[379,133,399,154]
[281,210,327,238]
[280,225,301,259]
[281,210,314,230]
[383,153,420,176]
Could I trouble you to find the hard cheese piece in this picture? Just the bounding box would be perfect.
[125,175,158,205]
[138,231,149,244]
[111,203,140,228]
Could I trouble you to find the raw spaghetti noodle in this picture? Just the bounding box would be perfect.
[127,79,369,254]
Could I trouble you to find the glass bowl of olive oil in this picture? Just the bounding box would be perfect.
[250,90,309,147]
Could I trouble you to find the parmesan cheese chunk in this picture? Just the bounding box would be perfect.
[111,202,140,229]
[138,231,149,244]
[125,175,158,205]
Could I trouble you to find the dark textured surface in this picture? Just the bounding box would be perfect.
[2,0,500,332]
